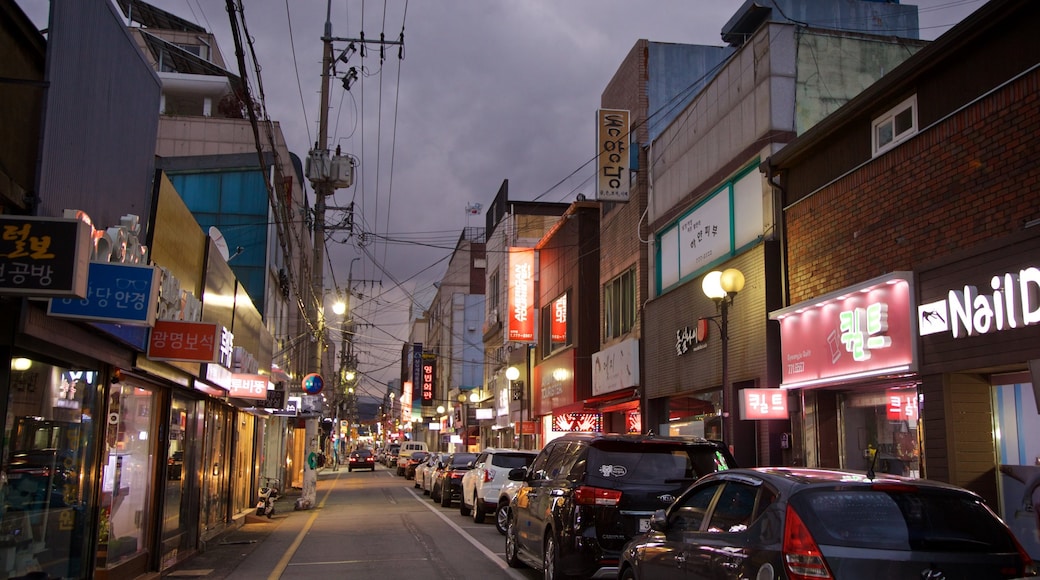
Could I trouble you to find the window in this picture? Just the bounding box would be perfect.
[604,268,636,339]
[488,270,500,320]
[872,95,917,156]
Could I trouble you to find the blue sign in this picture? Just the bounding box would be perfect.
[48,262,159,326]
[302,373,324,395]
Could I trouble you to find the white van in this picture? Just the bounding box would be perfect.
[396,441,429,476]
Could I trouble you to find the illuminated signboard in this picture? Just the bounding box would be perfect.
[770,272,915,389]
[552,412,602,433]
[740,388,788,420]
[919,265,1040,339]
[147,320,226,364]
[228,374,271,400]
[550,293,568,345]
[508,248,535,342]
[421,358,436,406]
[886,389,918,421]
[0,215,91,297]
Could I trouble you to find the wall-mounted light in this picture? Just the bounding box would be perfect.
[11,358,32,371]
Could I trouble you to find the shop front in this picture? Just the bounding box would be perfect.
[589,338,641,434]
[643,248,774,468]
[770,271,919,476]
[916,231,1040,559]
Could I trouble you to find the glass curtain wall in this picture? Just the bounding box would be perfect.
[159,394,200,570]
[96,380,159,570]
[1,359,101,580]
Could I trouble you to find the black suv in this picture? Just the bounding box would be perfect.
[505,432,736,579]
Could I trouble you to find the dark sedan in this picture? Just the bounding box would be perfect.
[431,452,477,507]
[347,449,376,472]
[619,467,1037,580]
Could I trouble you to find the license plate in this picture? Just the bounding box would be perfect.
[638,518,650,533]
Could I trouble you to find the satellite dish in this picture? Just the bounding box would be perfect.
[209,226,231,261]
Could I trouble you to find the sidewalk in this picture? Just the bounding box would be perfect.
[159,468,342,579]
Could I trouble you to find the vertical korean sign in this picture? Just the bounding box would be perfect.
[508,248,535,342]
[596,109,630,202]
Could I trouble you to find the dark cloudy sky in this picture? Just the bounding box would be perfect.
[16,0,988,395]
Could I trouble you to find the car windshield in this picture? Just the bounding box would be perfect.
[586,443,731,486]
[352,450,371,457]
[795,488,1019,552]
[491,453,536,469]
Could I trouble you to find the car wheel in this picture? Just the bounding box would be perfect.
[505,519,524,568]
[440,488,452,507]
[472,495,486,523]
[544,533,566,580]
[348,467,353,472]
[495,502,510,535]
[619,566,637,580]
[431,483,441,503]
[460,496,471,517]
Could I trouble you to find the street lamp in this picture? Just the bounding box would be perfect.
[506,366,522,449]
[701,268,745,450]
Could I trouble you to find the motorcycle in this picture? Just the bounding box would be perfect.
[255,477,280,518]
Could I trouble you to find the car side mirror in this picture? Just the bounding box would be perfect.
[649,509,668,532]
[507,467,527,481]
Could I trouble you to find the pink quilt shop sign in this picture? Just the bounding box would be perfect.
[770,272,916,389]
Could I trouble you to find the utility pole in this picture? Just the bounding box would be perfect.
[301,0,402,509]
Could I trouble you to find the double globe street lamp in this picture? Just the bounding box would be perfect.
[701,268,745,451]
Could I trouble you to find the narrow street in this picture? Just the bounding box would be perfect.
[170,464,540,580]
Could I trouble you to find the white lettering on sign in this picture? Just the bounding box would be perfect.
[919,267,1040,338]
[839,302,891,361]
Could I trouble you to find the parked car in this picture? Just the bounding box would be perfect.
[495,478,523,535]
[384,444,400,467]
[618,466,1038,580]
[402,450,429,480]
[460,448,538,524]
[505,432,737,579]
[417,452,443,494]
[396,441,429,476]
[347,448,376,472]
[431,452,478,507]
[5,448,79,510]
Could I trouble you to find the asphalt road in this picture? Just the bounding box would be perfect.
[164,463,541,580]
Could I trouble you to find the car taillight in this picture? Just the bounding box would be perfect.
[574,486,622,507]
[782,504,833,580]
[483,469,495,483]
[1007,527,1038,578]
[450,470,464,480]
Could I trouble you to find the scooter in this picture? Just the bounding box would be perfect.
[255,477,280,518]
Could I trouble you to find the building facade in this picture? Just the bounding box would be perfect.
[764,0,1040,558]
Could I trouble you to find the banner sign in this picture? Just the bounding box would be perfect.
[0,215,91,297]
[596,109,630,202]
[229,374,271,400]
[48,262,159,325]
[552,412,602,433]
[146,320,224,363]
[771,273,914,389]
[261,387,286,409]
[420,357,436,407]
[740,388,789,420]
[507,248,535,342]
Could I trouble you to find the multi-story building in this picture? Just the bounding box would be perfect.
[121,0,314,494]
[479,180,567,450]
[406,228,485,451]
[0,1,314,578]
[763,0,1040,558]
[642,0,927,468]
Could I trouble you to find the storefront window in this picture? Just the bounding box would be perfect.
[161,395,199,570]
[98,380,158,569]
[1,360,99,579]
[664,390,722,440]
[994,381,1040,560]
[839,386,920,477]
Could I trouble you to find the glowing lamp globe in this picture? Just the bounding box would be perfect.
[302,373,325,395]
